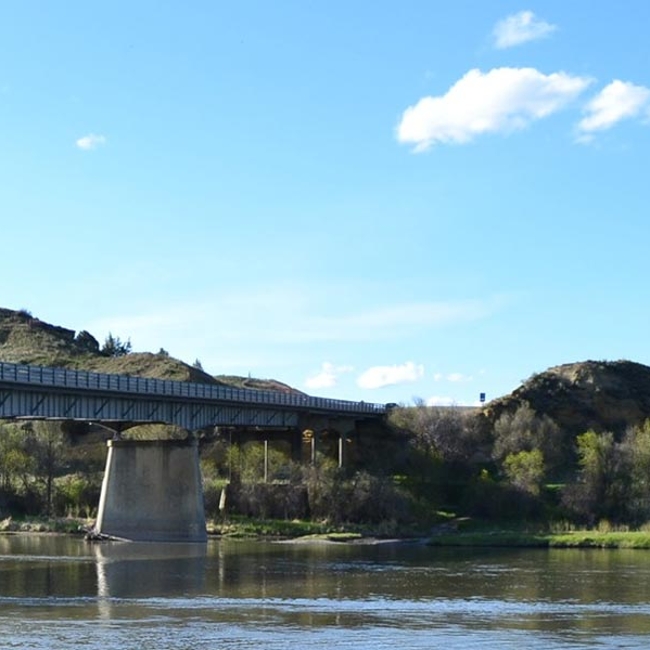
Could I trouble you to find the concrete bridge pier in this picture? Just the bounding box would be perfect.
[94,438,207,542]
[338,431,347,468]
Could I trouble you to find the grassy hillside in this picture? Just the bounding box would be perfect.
[0,307,300,392]
[482,359,650,436]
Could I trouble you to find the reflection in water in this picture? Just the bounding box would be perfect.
[93,541,207,619]
[1,536,650,648]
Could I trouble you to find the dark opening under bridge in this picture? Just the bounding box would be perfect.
[0,361,390,542]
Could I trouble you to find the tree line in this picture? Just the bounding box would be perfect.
[2,403,650,529]
[389,402,650,527]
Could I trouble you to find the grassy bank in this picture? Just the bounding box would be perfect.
[0,516,91,535]
[207,517,346,539]
[0,515,382,541]
[206,516,417,540]
[6,514,650,548]
[427,530,650,549]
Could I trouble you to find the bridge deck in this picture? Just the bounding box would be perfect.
[0,362,386,427]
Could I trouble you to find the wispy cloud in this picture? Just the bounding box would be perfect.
[493,10,557,49]
[302,297,507,342]
[95,297,499,347]
[397,67,591,151]
[84,288,507,374]
[76,133,107,150]
[577,80,650,141]
[305,362,354,389]
[357,361,424,389]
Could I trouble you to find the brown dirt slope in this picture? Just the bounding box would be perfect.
[482,360,650,435]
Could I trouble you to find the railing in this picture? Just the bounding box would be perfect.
[0,361,386,415]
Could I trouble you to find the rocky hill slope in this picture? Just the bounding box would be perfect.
[0,308,300,393]
[483,360,650,435]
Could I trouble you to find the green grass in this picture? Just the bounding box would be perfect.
[207,517,345,538]
[547,531,650,548]
[427,529,650,549]
[206,516,422,540]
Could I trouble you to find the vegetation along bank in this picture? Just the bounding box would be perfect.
[3,308,650,546]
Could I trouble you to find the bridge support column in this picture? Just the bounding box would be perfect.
[95,439,207,542]
[263,438,269,483]
[311,431,318,464]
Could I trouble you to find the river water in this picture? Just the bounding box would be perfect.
[1,535,650,649]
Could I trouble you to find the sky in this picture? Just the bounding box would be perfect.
[2,1,650,407]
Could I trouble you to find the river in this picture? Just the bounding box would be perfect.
[1,535,650,648]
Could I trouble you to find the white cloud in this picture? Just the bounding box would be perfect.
[76,133,107,150]
[433,371,473,382]
[447,372,472,383]
[426,396,456,407]
[305,362,354,389]
[397,67,591,151]
[357,361,424,390]
[493,11,557,49]
[577,80,650,138]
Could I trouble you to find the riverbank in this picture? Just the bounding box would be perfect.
[0,515,397,541]
[427,529,650,549]
[4,515,650,549]
[0,516,89,534]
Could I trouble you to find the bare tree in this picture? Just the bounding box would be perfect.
[390,400,481,462]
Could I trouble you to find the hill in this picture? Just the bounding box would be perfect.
[0,307,301,393]
[482,359,650,435]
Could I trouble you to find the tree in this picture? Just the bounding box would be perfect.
[389,400,481,463]
[503,449,545,496]
[0,423,33,493]
[562,430,621,524]
[618,419,650,523]
[493,404,564,477]
[101,333,132,357]
[21,422,67,515]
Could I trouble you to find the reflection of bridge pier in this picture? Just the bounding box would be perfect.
[94,541,207,618]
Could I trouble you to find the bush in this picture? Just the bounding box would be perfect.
[101,333,132,357]
[303,463,411,524]
[53,473,101,518]
[228,481,308,520]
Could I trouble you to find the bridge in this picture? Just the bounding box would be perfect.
[0,361,386,429]
[0,361,389,542]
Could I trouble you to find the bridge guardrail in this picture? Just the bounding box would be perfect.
[0,361,386,415]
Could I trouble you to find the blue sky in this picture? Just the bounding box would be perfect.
[2,1,650,406]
